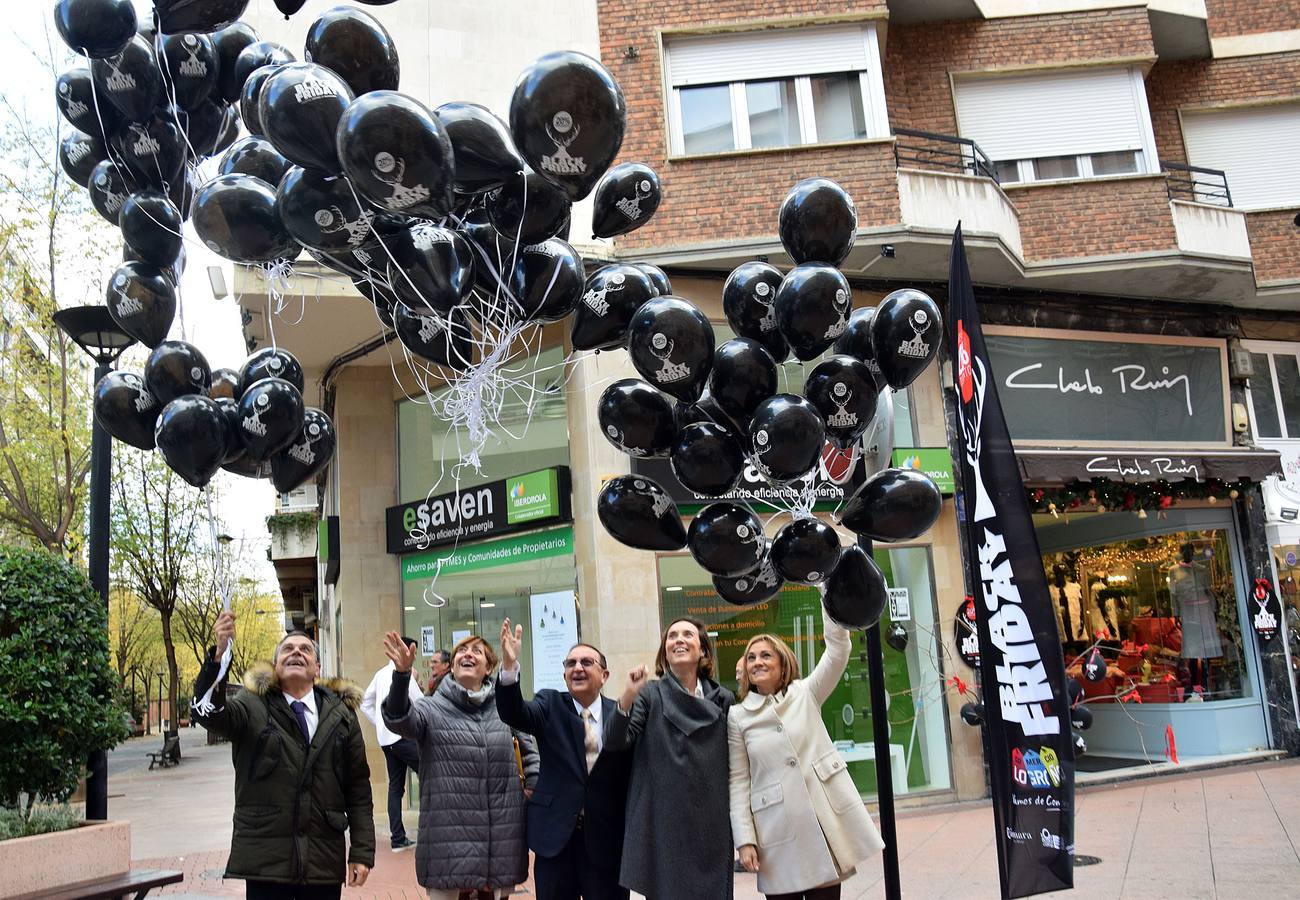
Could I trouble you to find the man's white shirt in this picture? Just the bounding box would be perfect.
[360,661,424,747]
[283,685,319,742]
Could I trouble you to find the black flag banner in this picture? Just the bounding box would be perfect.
[948,225,1075,897]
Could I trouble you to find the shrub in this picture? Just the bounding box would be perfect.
[0,547,127,813]
[0,804,80,840]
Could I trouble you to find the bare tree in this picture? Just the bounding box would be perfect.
[108,584,158,684]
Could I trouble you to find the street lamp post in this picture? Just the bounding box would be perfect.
[52,305,134,822]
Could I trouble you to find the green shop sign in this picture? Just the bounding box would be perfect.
[402,526,574,580]
[385,466,572,554]
[891,448,955,495]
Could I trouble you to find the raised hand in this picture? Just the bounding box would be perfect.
[383,631,417,673]
[617,664,649,714]
[215,611,236,656]
[500,617,523,669]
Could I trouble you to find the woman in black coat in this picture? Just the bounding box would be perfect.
[606,617,734,900]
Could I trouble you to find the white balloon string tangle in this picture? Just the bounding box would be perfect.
[203,486,232,612]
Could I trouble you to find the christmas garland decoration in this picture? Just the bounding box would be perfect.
[1025,478,1253,517]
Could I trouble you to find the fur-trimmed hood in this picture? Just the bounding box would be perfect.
[241,661,364,709]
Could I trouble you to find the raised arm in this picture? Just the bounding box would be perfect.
[804,605,851,706]
[190,611,249,738]
[605,665,651,751]
[379,632,427,743]
[495,617,547,734]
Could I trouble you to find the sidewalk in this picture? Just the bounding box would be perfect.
[110,732,1300,898]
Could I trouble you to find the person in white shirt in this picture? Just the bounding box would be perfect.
[360,635,424,852]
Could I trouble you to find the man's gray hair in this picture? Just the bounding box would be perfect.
[276,630,320,663]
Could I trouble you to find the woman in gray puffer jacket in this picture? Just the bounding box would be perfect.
[382,630,538,900]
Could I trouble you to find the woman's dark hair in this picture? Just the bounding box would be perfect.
[654,617,715,679]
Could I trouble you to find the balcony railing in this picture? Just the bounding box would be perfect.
[893,128,999,182]
[1162,160,1232,208]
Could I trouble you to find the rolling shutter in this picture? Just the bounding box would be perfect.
[954,68,1147,162]
[1182,104,1300,210]
[667,25,870,86]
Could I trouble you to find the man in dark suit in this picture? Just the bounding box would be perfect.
[496,618,632,900]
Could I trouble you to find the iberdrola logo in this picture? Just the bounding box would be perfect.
[510,481,526,500]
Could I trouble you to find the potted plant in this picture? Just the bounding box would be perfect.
[0,546,131,894]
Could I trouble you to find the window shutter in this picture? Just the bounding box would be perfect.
[667,25,870,86]
[1182,104,1300,210]
[954,68,1146,162]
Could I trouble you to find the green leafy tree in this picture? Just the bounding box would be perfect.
[0,547,126,813]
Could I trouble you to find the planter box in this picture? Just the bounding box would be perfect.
[0,819,130,898]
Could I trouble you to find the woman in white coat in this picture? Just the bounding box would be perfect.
[728,607,885,899]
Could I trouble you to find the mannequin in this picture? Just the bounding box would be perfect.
[1053,565,1088,645]
[1087,573,1123,640]
[1168,542,1223,696]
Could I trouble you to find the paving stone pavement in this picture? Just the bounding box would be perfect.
[108,733,1300,899]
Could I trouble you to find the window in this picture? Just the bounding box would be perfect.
[954,67,1157,184]
[665,24,888,155]
[1244,345,1300,440]
[1182,103,1300,210]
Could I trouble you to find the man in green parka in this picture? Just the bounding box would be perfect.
[192,611,375,899]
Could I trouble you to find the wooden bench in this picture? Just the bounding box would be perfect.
[13,868,183,899]
[146,734,180,770]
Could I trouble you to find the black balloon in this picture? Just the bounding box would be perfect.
[56,68,123,138]
[214,397,245,465]
[145,340,211,405]
[239,347,304,394]
[570,264,656,352]
[337,91,456,219]
[591,163,661,239]
[106,261,176,348]
[259,63,353,173]
[113,117,187,188]
[597,378,676,458]
[960,702,985,727]
[635,263,671,297]
[713,543,785,606]
[838,468,943,542]
[277,167,377,252]
[210,367,241,401]
[236,377,305,462]
[485,167,571,245]
[305,7,399,97]
[597,475,687,551]
[94,370,160,451]
[91,36,164,122]
[388,223,476,314]
[214,29,266,102]
[156,0,251,35]
[749,394,825,483]
[59,130,107,188]
[231,40,295,104]
[778,178,857,266]
[193,174,299,263]
[88,159,134,224]
[392,304,475,370]
[1067,678,1083,706]
[272,408,336,492]
[511,239,584,323]
[687,503,764,578]
[886,622,909,653]
[822,544,888,630]
[804,355,880,450]
[179,98,232,158]
[1082,648,1108,684]
[274,0,308,16]
[160,34,218,111]
[510,51,626,201]
[723,261,788,363]
[155,395,228,488]
[456,206,515,296]
[671,422,745,497]
[219,136,291,185]
[436,102,524,195]
[238,63,280,136]
[775,263,853,362]
[120,192,183,266]
[627,297,714,404]
[833,307,885,390]
[54,0,136,58]
[1072,705,1094,731]
[709,338,777,426]
[871,289,942,390]
[771,518,840,585]
[223,454,271,479]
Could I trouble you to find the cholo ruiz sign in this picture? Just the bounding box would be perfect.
[385,466,572,554]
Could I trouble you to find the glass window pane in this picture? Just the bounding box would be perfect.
[1273,353,1300,438]
[1249,352,1282,438]
[1091,150,1139,175]
[746,79,800,149]
[1032,155,1080,180]
[809,73,867,143]
[995,160,1021,184]
[680,85,735,154]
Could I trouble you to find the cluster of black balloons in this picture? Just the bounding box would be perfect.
[595,178,947,625]
[94,345,335,493]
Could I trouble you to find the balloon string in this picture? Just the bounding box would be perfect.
[204,486,232,613]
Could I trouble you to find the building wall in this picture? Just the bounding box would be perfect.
[1007,175,1180,261]
[1205,0,1300,39]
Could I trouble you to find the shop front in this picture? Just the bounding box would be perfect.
[986,325,1284,767]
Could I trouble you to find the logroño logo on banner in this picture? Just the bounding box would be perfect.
[949,225,1074,899]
